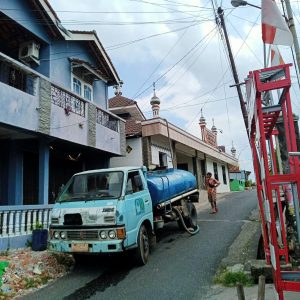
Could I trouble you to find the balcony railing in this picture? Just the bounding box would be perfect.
[51,84,85,117]
[0,205,53,238]
[96,108,119,132]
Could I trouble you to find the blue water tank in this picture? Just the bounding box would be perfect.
[146,169,197,207]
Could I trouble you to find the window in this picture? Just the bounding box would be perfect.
[213,162,219,180]
[126,171,144,194]
[72,74,93,101]
[159,152,167,167]
[84,85,92,101]
[72,77,82,96]
[222,165,227,185]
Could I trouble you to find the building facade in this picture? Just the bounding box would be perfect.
[109,90,239,194]
[0,0,125,249]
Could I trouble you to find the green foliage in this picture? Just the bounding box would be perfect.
[0,262,9,286]
[33,221,43,230]
[245,180,252,188]
[25,239,32,247]
[214,269,253,287]
[40,274,50,285]
[24,278,37,289]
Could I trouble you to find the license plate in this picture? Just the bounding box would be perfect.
[71,243,89,252]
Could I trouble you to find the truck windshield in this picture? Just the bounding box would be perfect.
[57,171,124,202]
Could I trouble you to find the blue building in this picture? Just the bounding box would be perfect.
[0,0,125,249]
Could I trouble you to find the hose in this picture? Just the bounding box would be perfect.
[172,207,200,235]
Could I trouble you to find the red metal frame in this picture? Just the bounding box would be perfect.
[246,64,300,299]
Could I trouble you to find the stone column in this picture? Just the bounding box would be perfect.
[88,103,96,148]
[38,78,51,135]
[119,121,126,156]
[142,137,152,168]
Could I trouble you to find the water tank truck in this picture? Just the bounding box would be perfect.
[49,166,199,265]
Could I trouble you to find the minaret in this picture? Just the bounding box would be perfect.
[231,142,237,157]
[211,118,217,135]
[199,109,206,141]
[150,82,160,118]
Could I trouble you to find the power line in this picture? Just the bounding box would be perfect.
[106,21,203,50]
[159,26,218,99]
[132,21,194,98]
[133,25,217,99]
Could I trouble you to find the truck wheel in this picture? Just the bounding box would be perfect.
[134,225,150,265]
[178,203,197,230]
[186,202,197,228]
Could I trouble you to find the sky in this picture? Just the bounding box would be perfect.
[49,0,300,180]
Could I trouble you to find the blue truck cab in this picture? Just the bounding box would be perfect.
[49,166,199,265]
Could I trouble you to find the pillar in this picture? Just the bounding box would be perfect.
[38,140,49,205]
[8,140,23,205]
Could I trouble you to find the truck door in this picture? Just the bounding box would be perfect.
[124,170,152,247]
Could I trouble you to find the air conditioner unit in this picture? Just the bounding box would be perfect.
[19,41,40,65]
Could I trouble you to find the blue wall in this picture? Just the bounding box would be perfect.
[94,80,107,108]
[1,0,51,43]
[51,41,107,104]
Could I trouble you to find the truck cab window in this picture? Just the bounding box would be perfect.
[126,171,144,194]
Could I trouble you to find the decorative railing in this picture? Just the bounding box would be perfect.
[51,84,85,117]
[0,205,53,237]
[96,108,119,132]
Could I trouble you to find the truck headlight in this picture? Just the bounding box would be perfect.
[60,231,66,239]
[108,230,116,239]
[100,231,107,239]
[54,231,60,239]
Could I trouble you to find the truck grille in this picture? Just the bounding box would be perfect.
[51,217,59,224]
[104,216,115,223]
[67,230,99,240]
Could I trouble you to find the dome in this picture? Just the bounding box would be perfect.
[199,109,206,124]
[231,145,237,156]
[150,93,160,105]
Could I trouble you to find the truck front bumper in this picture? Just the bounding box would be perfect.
[49,239,124,253]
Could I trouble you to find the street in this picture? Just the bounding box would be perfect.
[24,191,258,300]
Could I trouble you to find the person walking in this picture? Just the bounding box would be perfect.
[205,172,220,214]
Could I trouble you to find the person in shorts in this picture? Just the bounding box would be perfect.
[205,172,220,214]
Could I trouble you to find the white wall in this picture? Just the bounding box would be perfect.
[177,154,193,173]
[110,137,143,167]
[206,157,230,193]
[151,141,173,168]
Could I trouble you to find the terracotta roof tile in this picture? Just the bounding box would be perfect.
[109,95,136,108]
[229,165,240,172]
[125,118,142,136]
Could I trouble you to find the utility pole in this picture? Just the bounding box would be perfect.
[285,0,300,74]
[217,7,248,134]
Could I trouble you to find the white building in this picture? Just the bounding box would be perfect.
[109,88,238,193]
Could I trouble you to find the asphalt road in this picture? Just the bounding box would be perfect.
[24,190,258,300]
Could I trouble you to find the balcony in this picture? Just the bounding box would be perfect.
[0,51,125,155]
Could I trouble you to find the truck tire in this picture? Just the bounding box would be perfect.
[178,202,197,230]
[186,202,197,228]
[134,224,150,265]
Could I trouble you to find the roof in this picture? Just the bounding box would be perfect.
[25,1,120,85]
[126,119,142,137]
[229,165,240,172]
[109,95,137,108]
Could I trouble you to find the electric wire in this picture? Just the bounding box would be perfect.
[159,26,218,99]
[132,19,194,98]
[133,25,218,100]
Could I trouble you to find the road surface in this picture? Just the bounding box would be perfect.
[24,190,258,300]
